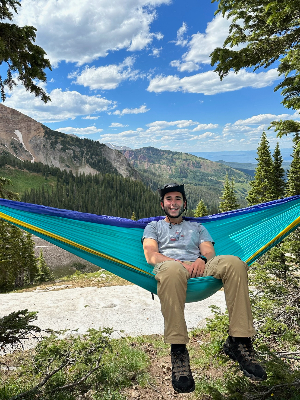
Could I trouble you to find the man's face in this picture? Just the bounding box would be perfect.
[161,191,186,218]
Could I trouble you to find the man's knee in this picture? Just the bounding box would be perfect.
[222,255,247,269]
[205,255,248,280]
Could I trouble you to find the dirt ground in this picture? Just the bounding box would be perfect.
[122,335,220,400]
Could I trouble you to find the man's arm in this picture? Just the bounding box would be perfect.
[199,241,216,261]
[143,238,175,266]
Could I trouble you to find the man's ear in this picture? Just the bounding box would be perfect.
[160,201,164,209]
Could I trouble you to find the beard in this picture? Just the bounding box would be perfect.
[163,204,185,219]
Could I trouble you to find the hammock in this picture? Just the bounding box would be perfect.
[0,196,300,303]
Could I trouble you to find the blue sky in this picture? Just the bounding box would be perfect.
[3,0,298,152]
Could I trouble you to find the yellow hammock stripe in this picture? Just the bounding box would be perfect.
[246,215,300,264]
[0,211,154,277]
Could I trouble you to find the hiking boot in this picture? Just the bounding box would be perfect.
[171,347,195,393]
[223,336,267,381]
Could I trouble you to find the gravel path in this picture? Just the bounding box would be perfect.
[0,285,226,342]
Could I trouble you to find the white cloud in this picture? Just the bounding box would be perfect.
[189,132,214,140]
[174,22,188,47]
[56,126,103,135]
[233,113,294,126]
[150,47,162,57]
[13,0,170,66]
[184,14,232,66]
[219,112,298,150]
[70,57,141,90]
[99,119,220,149]
[147,69,280,95]
[192,123,218,131]
[97,111,296,151]
[147,120,198,130]
[129,32,163,52]
[170,59,199,72]
[113,104,150,115]
[5,83,116,122]
[171,14,232,72]
[82,115,99,119]
[110,122,129,128]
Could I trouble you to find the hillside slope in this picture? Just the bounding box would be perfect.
[0,104,139,179]
[123,147,252,212]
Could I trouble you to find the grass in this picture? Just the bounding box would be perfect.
[0,166,56,196]
[0,329,151,400]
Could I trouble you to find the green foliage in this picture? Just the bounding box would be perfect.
[246,132,276,205]
[0,309,40,350]
[211,0,300,111]
[0,176,39,290]
[194,199,209,217]
[286,135,300,196]
[22,172,161,219]
[0,0,51,102]
[0,328,150,400]
[269,119,300,141]
[0,221,39,290]
[272,143,286,199]
[0,177,19,200]
[35,250,53,283]
[219,174,239,212]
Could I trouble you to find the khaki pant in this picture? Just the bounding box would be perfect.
[154,255,256,344]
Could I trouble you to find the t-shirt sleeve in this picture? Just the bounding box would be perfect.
[198,224,214,245]
[142,221,158,242]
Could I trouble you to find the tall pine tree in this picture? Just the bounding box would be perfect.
[0,178,38,289]
[194,199,208,217]
[272,143,286,199]
[247,132,276,205]
[219,174,239,212]
[285,133,300,197]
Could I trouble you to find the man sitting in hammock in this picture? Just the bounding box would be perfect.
[142,183,267,393]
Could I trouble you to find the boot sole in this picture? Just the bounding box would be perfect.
[172,381,195,393]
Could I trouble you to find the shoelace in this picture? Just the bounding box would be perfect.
[171,351,191,378]
[237,341,258,363]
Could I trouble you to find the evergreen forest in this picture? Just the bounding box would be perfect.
[0,152,162,219]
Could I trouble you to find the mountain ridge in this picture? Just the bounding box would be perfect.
[0,104,139,180]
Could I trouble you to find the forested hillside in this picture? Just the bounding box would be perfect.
[22,172,162,219]
[0,153,161,219]
[122,147,252,212]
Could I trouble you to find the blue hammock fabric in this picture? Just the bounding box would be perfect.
[0,196,300,303]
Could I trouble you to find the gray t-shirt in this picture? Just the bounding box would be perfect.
[142,219,214,261]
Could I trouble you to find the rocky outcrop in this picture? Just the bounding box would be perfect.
[0,104,139,179]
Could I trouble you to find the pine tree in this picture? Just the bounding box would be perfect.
[285,134,300,197]
[0,177,38,289]
[219,174,239,212]
[36,250,53,283]
[194,199,208,217]
[272,143,286,199]
[247,132,276,205]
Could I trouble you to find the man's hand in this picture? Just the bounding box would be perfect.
[181,258,206,278]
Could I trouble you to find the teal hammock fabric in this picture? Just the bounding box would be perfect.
[0,196,300,303]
